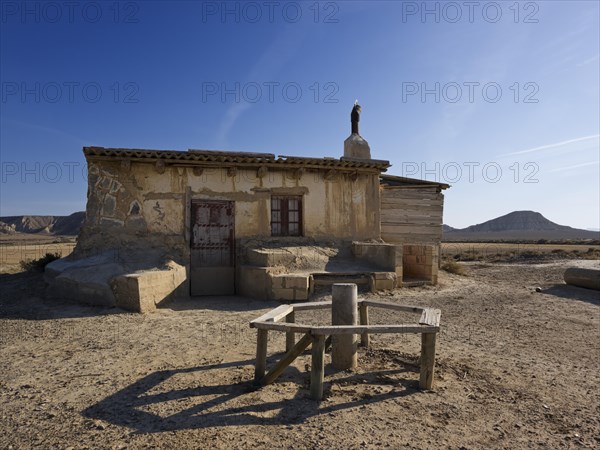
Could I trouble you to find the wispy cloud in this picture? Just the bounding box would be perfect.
[215,28,308,147]
[577,54,600,67]
[548,160,599,173]
[3,119,89,147]
[500,134,600,157]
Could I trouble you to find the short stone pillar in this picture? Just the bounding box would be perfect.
[331,283,358,370]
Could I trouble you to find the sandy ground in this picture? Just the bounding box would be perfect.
[1,258,599,449]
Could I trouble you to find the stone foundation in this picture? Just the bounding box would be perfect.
[45,252,187,313]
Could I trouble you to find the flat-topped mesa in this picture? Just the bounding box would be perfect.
[343,101,372,160]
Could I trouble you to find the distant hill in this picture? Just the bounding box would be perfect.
[442,224,456,233]
[444,211,600,241]
[0,212,85,236]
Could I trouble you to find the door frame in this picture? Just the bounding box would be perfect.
[189,199,236,296]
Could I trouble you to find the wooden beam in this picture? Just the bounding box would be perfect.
[251,322,313,333]
[250,305,294,326]
[360,300,424,314]
[292,301,332,311]
[419,308,441,327]
[359,303,370,347]
[311,324,439,335]
[419,333,437,390]
[261,333,313,386]
[286,311,295,353]
[310,335,326,400]
[254,329,268,383]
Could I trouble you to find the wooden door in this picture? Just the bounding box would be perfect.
[190,200,235,296]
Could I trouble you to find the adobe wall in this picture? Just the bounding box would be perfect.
[76,158,382,263]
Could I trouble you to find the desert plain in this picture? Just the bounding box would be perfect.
[0,238,599,449]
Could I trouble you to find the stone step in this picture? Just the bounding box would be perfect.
[312,272,371,286]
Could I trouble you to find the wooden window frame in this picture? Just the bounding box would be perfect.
[271,196,303,237]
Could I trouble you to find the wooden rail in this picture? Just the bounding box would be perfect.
[250,299,441,400]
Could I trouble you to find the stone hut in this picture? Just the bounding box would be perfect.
[46,105,449,312]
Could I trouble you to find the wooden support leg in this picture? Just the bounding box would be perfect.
[261,333,313,386]
[359,303,370,347]
[324,335,332,352]
[419,332,437,390]
[286,311,295,353]
[310,335,326,400]
[255,329,268,383]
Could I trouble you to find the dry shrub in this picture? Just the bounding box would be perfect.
[20,253,61,272]
[441,260,467,276]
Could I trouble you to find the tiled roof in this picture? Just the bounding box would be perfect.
[380,174,450,190]
[83,147,390,171]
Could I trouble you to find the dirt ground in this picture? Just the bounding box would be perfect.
[1,257,599,449]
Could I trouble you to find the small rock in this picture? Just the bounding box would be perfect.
[92,419,106,430]
[535,287,542,292]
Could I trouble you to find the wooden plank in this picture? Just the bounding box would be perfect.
[260,333,313,386]
[381,225,442,233]
[381,202,443,209]
[254,329,268,383]
[381,198,442,205]
[382,192,441,198]
[311,324,438,335]
[381,199,441,206]
[381,229,442,237]
[359,303,370,347]
[286,311,295,353]
[382,188,441,196]
[292,301,332,311]
[251,322,312,333]
[381,212,442,219]
[310,335,326,400]
[381,219,442,225]
[361,299,424,314]
[381,211,442,217]
[381,210,443,218]
[419,333,437,390]
[419,308,441,327]
[382,193,442,200]
[250,304,294,326]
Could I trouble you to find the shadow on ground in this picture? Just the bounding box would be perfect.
[161,295,277,313]
[83,356,419,432]
[0,271,123,320]
[542,284,600,306]
[0,271,274,319]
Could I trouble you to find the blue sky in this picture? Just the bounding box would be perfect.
[1,0,599,229]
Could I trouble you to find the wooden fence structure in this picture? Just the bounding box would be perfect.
[250,299,441,400]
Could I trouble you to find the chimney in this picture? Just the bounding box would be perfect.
[343,101,372,160]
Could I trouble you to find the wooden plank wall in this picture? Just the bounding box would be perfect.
[381,186,444,244]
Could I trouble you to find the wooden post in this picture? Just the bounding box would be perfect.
[310,335,326,400]
[324,335,332,352]
[255,329,268,383]
[359,303,369,347]
[331,283,358,370]
[286,311,295,353]
[419,332,437,390]
[261,333,312,386]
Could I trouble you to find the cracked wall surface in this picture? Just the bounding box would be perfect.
[76,159,382,267]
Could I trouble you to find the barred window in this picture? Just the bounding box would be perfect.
[271,196,302,236]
